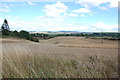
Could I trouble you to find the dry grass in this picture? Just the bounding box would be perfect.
[39,36,118,48]
[1,37,118,78]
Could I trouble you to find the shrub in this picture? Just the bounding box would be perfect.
[1,29,39,42]
[2,29,11,36]
[19,30,39,42]
[31,38,39,42]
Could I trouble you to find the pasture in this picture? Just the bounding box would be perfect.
[1,37,118,78]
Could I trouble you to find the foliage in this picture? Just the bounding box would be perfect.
[2,29,11,36]
[31,32,120,40]
[1,29,39,42]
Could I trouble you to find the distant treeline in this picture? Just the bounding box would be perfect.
[1,29,39,42]
[31,32,120,40]
[88,33,120,40]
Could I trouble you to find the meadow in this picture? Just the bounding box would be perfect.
[1,37,118,78]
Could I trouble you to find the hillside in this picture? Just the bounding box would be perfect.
[2,37,118,78]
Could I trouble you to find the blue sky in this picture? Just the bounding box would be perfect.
[0,0,119,32]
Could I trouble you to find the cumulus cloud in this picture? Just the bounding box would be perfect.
[77,0,119,8]
[1,17,118,32]
[72,8,91,13]
[44,2,68,17]
[92,22,118,32]
[0,2,117,32]
[109,0,119,8]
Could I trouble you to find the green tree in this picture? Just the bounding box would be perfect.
[2,29,10,36]
[20,30,30,39]
[81,33,84,36]
[19,30,39,42]
[13,30,20,37]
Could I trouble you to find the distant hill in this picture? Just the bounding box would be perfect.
[29,31,81,33]
[29,31,119,34]
[58,31,80,33]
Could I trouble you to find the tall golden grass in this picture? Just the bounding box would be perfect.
[2,37,118,78]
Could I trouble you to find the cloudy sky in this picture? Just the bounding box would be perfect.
[0,0,119,32]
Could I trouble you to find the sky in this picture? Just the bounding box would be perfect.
[0,0,119,32]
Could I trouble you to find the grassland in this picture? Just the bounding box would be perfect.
[1,37,119,78]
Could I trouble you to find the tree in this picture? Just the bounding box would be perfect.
[1,25,4,30]
[2,29,10,36]
[20,30,30,39]
[12,30,20,37]
[81,33,84,36]
[19,30,39,42]
[1,19,10,30]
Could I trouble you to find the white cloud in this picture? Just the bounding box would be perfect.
[109,0,119,8]
[8,20,40,31]
[99,6,109,11]
[69,13,78,17]
[1,17,118,32]
[72,8,91,13]
[28,1,35,6]
[80,14,86,17]
[0,3,11,12]
[77,0,119,8]
[1,17,76,31]
[0,18,39,31]
[44,2,68,17]
[92,22,118,32]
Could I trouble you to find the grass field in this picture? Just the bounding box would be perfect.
[1,37,119,78]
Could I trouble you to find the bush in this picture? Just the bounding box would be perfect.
[1,29,39,42]
[9,30,20,38]
[31,38,39,42]
[19,30,39,42]
[2,29,11,36]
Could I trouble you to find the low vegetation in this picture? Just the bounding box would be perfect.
[1,29,39,42]
[31,32,120,40]
[2,49,118,78]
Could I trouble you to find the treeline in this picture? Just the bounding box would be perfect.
[31,33,86,40]
[88,33,120,40]
[1,29,39,42]
[31,32,120,40]
[31,33,89,40]
[31,33,55,39]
